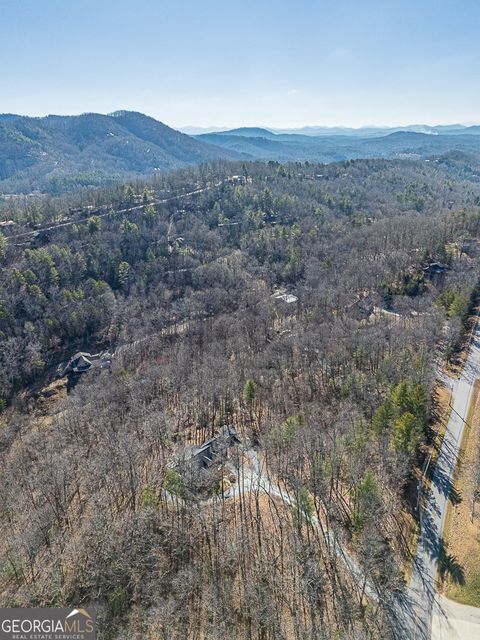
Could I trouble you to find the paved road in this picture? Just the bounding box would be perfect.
[232,321,480,640]
[8,180,225,241]
[134,304,480,639]
[396,316,480,639]
[432,594,480,639]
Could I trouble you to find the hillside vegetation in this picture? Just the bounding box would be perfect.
[1,157,480,638]
[0,111,240,193]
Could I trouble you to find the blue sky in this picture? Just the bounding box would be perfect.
[1,0,479,128]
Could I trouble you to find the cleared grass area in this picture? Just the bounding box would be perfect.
[442,380,480,607]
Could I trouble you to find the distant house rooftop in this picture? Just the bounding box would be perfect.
[272,290,298,304]
[57,351,111,378]
[422,262,447,278]
[423,262,446,274]
[171,425,241,471]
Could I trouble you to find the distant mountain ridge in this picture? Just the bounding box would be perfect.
[216,127,276,138]
[0,111,241,193]
[186,123,480,137]
[197,126,480,163]
[269,124,472,137]
[1,111,480,193]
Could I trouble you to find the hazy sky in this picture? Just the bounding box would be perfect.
[1,0,479,128]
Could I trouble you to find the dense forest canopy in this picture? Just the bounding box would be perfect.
[1,155,480,638]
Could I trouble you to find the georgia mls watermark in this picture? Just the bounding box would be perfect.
[0,608,95,640]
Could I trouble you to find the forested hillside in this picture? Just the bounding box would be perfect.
[2,110,480,196]
[1,156,480,639]
[0,111,240,193]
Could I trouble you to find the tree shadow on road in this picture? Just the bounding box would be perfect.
[430,463,462,504]
[438,537,465,586]
[449,484,462,506]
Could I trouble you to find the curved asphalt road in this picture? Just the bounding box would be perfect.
[395,316,480,639]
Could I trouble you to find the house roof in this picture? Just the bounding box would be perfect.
[73,355,92,368]
[272,291,298,304]
[423,262,446,272]
[58,351,103,377]
[71,352,92,361]
[174,425,241,469]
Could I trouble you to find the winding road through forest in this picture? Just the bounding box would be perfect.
[228,449,380,602]
[127,274,480,638]
[165,313,480,638]
[231,314,480,638]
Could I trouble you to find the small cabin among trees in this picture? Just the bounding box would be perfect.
[57,351,112,378]
[172,426,241,471]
